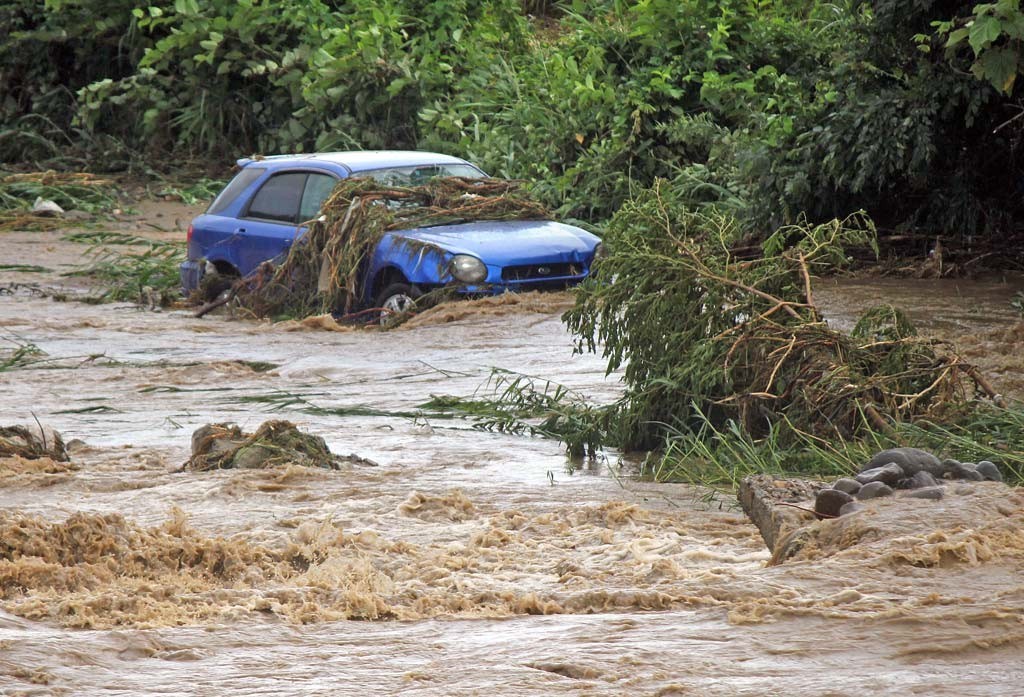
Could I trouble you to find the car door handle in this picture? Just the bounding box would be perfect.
[234,227,246,234]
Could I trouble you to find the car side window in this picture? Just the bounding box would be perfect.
[207,167,265,215]
[245,172,308,223]
[299,173,338,221]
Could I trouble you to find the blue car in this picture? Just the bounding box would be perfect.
[180,151,602,316]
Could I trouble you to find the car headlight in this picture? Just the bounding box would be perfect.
[449,254,487,283]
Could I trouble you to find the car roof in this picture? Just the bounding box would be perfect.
[236,151,474,174]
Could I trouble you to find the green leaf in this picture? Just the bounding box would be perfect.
[969,16,1003,54]
[976,45,1019,93]
[946,27,970,48]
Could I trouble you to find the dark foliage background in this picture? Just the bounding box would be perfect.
[3,0,1023,241]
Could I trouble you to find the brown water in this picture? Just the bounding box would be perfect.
[2,223,1024,695]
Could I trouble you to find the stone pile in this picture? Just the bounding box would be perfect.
[814,447,1003,518]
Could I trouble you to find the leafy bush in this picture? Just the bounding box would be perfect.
[564,180,997,451]
[0,0,147,164]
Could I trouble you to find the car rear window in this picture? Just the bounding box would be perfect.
[246,172,308,222]
[357,163,486,186]
[299,173,338,221]
[207,167,265,215]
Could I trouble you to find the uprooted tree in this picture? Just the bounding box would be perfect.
[564,180,1002,451]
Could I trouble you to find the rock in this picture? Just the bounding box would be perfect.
[902,486,944,501]
[186,420,360,471]
[31,197,64,216]
[190,423,245,458]
[832,478,861,495]
[231,444,277,469]
[899,470,939,490]
[0,424,69,461]
[839,501,866,516]
[856,463,905,487]
[976,460,1003,482]
[862,447,944,477]
[944,460,984,481]
[857,481,894,500]
[737,475,824,552]
[815,488,854,518]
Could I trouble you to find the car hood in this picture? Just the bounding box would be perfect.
[389,220,598,264]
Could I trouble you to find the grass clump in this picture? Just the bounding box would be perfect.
[650,406,1024,488]
[0,171,118,213]
[63,231,184,306]
[0,170,121,232]
[0,337,45,372]
[0,425,68,461]
[420,369,608,459]
[153,178,226,206]
[235,177,549,320]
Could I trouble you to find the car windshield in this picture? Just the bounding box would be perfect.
[357,163,485,186]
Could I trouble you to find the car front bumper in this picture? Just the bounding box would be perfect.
[455,274,588,296]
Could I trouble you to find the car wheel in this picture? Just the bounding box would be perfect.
[199,271,237,302]
[376,283,421,324]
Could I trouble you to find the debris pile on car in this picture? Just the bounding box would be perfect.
[185,420,375,471]
[231,177,549,321]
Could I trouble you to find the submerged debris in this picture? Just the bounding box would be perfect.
[30,197,63,216]
[185,420,373,471]
[233,177,549,320]
[0,424,68,461]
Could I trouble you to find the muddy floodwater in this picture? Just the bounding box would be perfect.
[2,218,1024,696]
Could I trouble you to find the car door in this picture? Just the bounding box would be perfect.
[239,170,340,274]
[238,172,307,273]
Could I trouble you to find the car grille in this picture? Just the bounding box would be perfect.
[501,262,581,282]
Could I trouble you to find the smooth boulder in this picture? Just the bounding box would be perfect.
[902,486,945,501]
[839,501,866,516]
[857,481,894,500]
[943,460,984,481]
[976,461,1003,482]
[832,478,862,495]
[856,463,904,487]
[862,448,944,477]
[815,488,855,518]
[899,470,939,490]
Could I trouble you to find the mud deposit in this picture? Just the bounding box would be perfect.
[1,221,1023,695]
